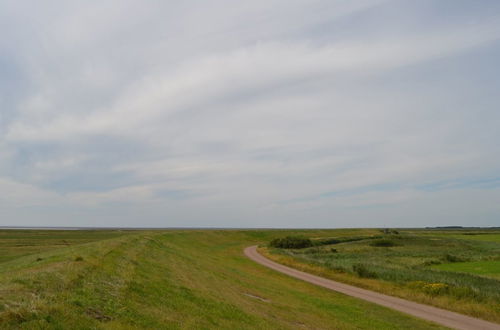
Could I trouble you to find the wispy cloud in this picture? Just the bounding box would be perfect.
[1,0,500,227]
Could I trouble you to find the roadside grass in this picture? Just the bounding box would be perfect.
[263,229,500,323]
[0,229,445,329]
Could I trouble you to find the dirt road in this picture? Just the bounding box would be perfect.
[244,245,500,330]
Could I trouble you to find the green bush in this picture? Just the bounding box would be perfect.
[407,281,449,296]
[443,254,465,263]
[370,239,398,247]
[269,236,313,249]
[423,259,441,266]
[314,238,341,245]
[313,235,382,246]
[352,264,377,278]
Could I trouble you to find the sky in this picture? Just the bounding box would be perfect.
[1,0,500,228]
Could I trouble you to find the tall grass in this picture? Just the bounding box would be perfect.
[266,230,500,323]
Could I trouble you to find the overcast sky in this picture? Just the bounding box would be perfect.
[1,0,500,228]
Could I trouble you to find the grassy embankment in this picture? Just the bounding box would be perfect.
[262,229,500,323]
[0,229,445,329]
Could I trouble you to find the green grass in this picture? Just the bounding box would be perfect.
[0,230,128,263]
[448,234,500,243]
[0,229,444,329]
[265,229,500,323]
[415,231,500,243]
[433,261,500,279]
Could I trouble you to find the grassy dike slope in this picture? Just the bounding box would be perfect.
[0,230,445,329]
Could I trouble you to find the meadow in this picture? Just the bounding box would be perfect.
[432,260,500,279]
[263,228,500,323]
[0,229,445,329]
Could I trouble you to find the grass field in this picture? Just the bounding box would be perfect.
[415,231,500,243]
[0,230,128,264]
[264,229,500,323]
[433,260,500,279]
[0,229,445,329]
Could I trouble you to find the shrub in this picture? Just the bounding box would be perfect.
[423,259,441,266]
[370,239,398,247]
[313,235,382,246]
[330,248,338,253]
[352,264,377,278]
[331,265,347,273]
[269,236,313,249]
[407,281,450,296]
[74,256,84,262]
[443,254,464,263]
[314,238,341,245]
[423,283,449,295]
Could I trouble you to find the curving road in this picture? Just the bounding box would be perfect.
[244,245,500,330]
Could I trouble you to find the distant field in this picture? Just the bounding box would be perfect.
[433,260,500,279]
[264,229,500,323]
[449,234,500,243]
[0,229,443,329]
[417,232,500,243]
[0,230,128,263]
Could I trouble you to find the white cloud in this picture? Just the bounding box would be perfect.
[7,21,500,143]
[1,0,500,227]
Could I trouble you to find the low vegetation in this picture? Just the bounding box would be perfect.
[269,236,312,249]
[265,228,500,323]
[0,229,444,329]
[433,260,500,279]
[369,239,398,247]
[313,235,382,246]
[352,263,378,278]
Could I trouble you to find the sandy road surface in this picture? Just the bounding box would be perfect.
[244,245,500,330]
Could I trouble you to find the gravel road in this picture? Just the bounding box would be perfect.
[244,245,500,330]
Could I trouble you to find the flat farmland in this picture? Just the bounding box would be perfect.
[0,229,444,329]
